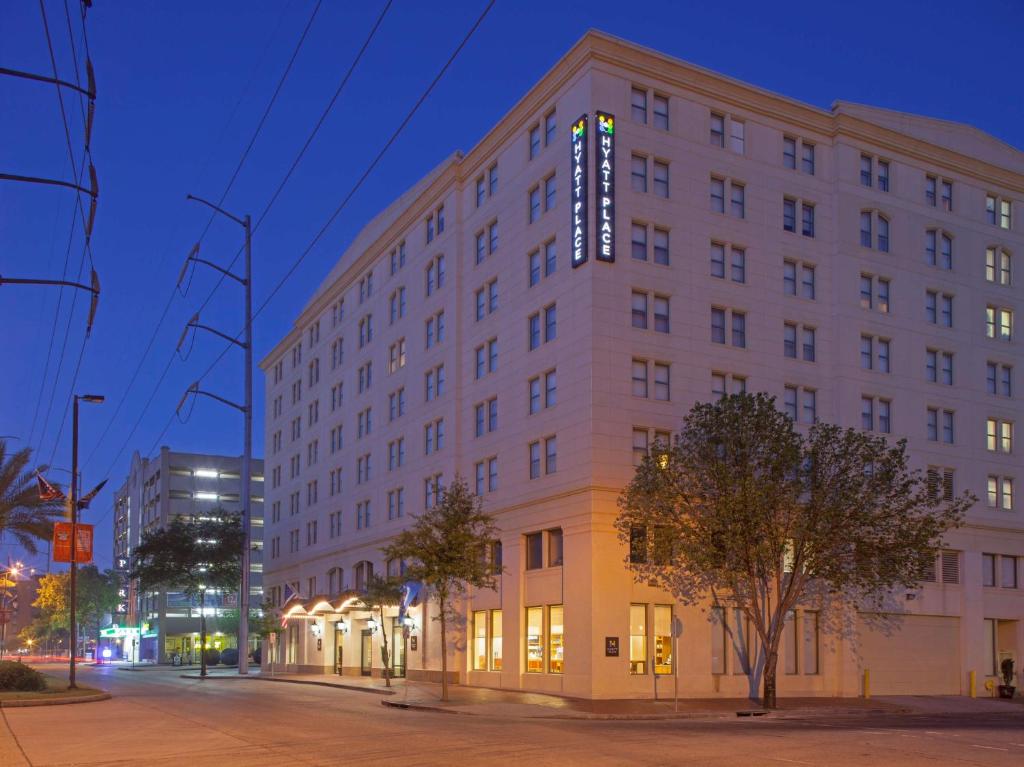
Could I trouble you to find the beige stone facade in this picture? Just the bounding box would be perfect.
[260,31,1023,698]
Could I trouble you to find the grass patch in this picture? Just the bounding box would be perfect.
[0,671,99,701]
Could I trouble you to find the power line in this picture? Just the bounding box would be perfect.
[92,0,399,480]
[81,0,323,470]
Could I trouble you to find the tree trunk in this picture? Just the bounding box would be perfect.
[199,591,208,678]
[439,594,448,702]
[763,649,778,709]
[379,606,391,687]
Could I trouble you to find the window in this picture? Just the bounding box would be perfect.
[783,385,816,423]
[489,610,503,670]
[528,441,541,480]
[860,211,890,252]
[784,197,815,236]
[784,323,816,362]
[330,338,344,370]
[544,109,556,146]
[711,242,745,283]
[783,136,796,169]
[709,112,724,146]
[387,339,406,374]
[545,436,557,475]
[472,611,488,671]
[631,87,647,123]
[425,254,445,297]
[729,119,745,153]
[488,163,498,196]
[389,287,406,324]
[547,605,564,674]
[544,304,557,341]
[987,417,1013,453]
[525,532,543,570]
[712,372,747,399]
[801,141,815,174]
[357,362,372,393]
[632,428,649,466]
[986,306,1013,341]
[528,185,540,223]
[548,528,564,567]
[711,307,745,348]
[631,290,668,332]
[986,247,1012,285]
[925,467,954,504]
[860,154,889,191]
[475,176,486,208]
[925,175,953,209]
[544,174,556,211]
[711,176,744,218]
[861,396,891,433]
[925,291,953,327]
[631,154,647,193]
[425,310,445,350]
[987,475,1014,511]
[423,474,443,509]
[631,359,648,398]
[629,604,647,674]
[986,194,1012,230]
[783,260,815,299]
[525,606,544,673]
[925,349,954,385]
[528,369,557,413]
[424,364,444,401]
[859,273,890,313]
[529,124,540,159]
[861,335,891,373]
[653,160,669,198]
[926,407,955,444]
[986,362,1013,397]
[358,315,374,348]
[785,136,815,172]
[924,229,953,269]
[653,94,669,130]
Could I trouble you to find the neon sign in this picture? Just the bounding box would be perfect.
[570,114,589,268]
[596,112,615,262]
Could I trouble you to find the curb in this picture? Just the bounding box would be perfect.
[254,676,396,696]
[381,699,464,714]
[0,692,111,708]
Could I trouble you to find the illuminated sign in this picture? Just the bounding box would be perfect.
[596,112,615,262]
[570,114,589,268]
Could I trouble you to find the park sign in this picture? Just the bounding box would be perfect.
[570,114,589,268]
[595,112,615,262]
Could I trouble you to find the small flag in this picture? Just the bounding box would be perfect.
[77,478,108,510]
[36,473,65,502]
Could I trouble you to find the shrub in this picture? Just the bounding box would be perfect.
[203,648,221,667]
[220,648,239,666]
[1001,658,1015,687]
[0,661,47,692]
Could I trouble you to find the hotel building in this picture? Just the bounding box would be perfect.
[111,448,264,663]
[260,31,1023,698]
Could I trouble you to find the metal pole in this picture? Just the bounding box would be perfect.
[239,214,252,675]
[69,396,79,689]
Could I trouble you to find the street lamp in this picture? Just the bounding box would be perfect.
[0,270,101,336]
[180,193,253,677]
[69,393,104,689]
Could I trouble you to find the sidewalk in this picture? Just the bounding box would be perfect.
[196,670,955,720]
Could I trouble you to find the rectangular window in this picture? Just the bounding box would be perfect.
[710,112,724,146]
[473,611,488,671]
[529,441,541,479]
[525,607,544,672]
[653,160,669,198]
[544,110,556,146]
[631,87,647,123]
[653,605,673,675]
[548,605,564,673]
[490,610,503,670]
[803,611,819,674]
[631,154,647,193]
[653,94,669,130]
[729,120,745,154]
[548,528,563,567]
[711,177,724,213]
[653,228,669,265]
[629,604,647,674]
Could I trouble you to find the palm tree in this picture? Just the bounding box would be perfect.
[0,440,66,554]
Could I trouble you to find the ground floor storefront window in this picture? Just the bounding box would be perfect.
[526,607,544,672]
[548,605,564,674]
[653,605,672,674]
[472,609,503,672]
[629,604,647,674]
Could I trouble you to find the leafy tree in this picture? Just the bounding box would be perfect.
[0,440,65,554]
[32,566,119,652]
[216,600,279,643]
[359,574,404,687]
[130,514,243,677]
[617,393,971,708]
[383,476,499,701]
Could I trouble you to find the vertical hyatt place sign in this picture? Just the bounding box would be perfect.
[570,111,615,268]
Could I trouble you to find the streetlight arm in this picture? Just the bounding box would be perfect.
[184,387,246,414]
[190,256,246,286]
[0,65,95,99]
[186,194,245,227]
[0,275,99,294]
[0,167,98,198]
[191,322,247,349]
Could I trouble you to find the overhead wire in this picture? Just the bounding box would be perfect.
[89,0,496,530]
[81,0,322,470]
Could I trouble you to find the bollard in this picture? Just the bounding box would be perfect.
[969,670,976,698]
[863,668,871,699]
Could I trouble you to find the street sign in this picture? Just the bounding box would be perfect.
[53,522,95,563]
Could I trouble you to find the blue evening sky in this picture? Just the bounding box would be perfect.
[2,0,1021,571]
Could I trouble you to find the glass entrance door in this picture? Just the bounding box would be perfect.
[360,629,372,676]
[334,629,344,675]
[390,618,406,678]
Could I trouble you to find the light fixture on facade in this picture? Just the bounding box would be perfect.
[366,618,378,632]
[335,620,348,633]
[194,468,219,478]
[194,491,218,501]
[310,622,323,638]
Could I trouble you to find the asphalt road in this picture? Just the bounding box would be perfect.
[3,665,1024,766]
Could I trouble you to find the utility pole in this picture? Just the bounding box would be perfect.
[178,195,253,675]
[69,393,104,689]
